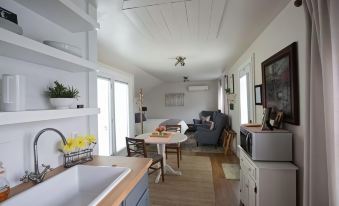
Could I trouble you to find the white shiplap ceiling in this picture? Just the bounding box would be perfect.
[122,0,228,41]
[97,0,290,82]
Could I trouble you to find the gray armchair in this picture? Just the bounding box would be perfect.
[193,110,219,130]
[195,112,228,146]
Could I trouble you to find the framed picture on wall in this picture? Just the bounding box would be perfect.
[229,74,234,94]
[254,84,262,105]
[262,42,299,125]
[224,75,228,91]
[165,93,184,107]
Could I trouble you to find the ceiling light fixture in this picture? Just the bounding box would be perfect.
[174,56,186,67]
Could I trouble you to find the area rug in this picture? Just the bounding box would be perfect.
[181,132,224,153]
[222,163,240,180]
[149,155,215,206]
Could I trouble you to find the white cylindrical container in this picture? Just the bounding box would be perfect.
[1,74,26,112]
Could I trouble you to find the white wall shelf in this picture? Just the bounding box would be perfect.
[0,28,98,72]
[0,108,100,126]
[13,0,99,33]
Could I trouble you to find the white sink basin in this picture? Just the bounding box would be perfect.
[2,165,131,206]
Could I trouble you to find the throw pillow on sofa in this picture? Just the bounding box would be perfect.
[201,115,211,123]
[209,121,215,130]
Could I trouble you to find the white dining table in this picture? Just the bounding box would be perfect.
[135,132,188,183]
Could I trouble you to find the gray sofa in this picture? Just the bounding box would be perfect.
[195,112,228,146]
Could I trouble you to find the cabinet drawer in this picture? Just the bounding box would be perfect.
[240,152,246,169]
[240,152,256,180]
[247,162,256,180]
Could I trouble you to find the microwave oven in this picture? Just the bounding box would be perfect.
[240,125,292,161]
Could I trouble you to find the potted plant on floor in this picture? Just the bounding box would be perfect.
[47,81,79,109]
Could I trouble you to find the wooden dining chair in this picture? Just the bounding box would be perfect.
[165,125,182,168]
[222,129,236,155]
[125,137,164,182]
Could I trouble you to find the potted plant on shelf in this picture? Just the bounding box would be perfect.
[47,81,79,109]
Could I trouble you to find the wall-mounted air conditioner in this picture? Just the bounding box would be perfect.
[187,86,209,92]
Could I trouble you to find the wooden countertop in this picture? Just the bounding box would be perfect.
[9,156,152,206]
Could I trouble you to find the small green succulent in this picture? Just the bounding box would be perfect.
[47,81,80,99]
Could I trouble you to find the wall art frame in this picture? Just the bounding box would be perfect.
[262,42,299,125]
[254,84,262,105]
[165,93,184,107]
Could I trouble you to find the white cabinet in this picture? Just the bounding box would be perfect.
[239,146,298,206]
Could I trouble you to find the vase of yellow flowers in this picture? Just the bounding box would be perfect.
[60,134,96,168]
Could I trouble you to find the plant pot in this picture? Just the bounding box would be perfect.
[50,98,76,109]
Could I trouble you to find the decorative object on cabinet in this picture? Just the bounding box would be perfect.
[60,134,97,168]
[273,112,284,129]
[239,146,298,206]
[165,93,184,107]
[261,108,273,130]
[0,7,22,35]
[47,81,79,109]
[254,84,262,105]
[262,42,299,125]
[43,41,82,57]
[1,74,26,112]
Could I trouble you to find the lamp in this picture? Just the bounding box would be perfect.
[136,89,147,134]
[135,113,146,123]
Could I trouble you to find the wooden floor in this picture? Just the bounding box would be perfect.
[182,151,240,206]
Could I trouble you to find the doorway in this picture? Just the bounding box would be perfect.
[97,77,112,156]
[239,59,254,124]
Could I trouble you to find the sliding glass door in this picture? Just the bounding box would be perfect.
[113,81,130,153]
[97,77,112,156]
[97,77,130,155]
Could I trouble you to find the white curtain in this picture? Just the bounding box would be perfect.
[304,0,339,205]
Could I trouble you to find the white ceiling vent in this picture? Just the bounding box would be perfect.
[187,86,208,92]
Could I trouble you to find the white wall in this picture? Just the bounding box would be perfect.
[98,47,163,94]
[144,80,218,123]
[225,1,306,205]
[0,0,97,187]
